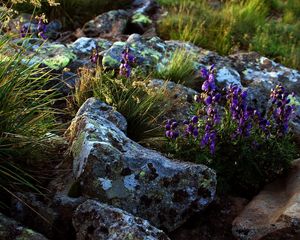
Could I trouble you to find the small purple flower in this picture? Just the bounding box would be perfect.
[202,81,210,92]
[213,93,221,102]
[171,121,178,129]
[36,15,47,40]
[119,47,135,78]
[20,24,29,38]
[90,46,100,64]
[201,68,209,78]
[187,124,194,133]
[205,96,212,105]
[191,116,198,124]
[193,128,199,138]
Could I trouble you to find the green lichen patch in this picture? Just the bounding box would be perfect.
[132,13,152,25]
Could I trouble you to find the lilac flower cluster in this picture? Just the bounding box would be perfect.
[20,15,48,39]
[119,47,135,78]
[90,46,100,64]
[226,85,252,137]
[164,64,296,156]
[200,65,221,154]
[20,24,29,38]
[270,84,295,135]
[165,119,179,139]
[183,116,199,138]
[36,16,47,40]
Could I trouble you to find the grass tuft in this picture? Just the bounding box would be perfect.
[154,48,196,85]
[71,67,169,143]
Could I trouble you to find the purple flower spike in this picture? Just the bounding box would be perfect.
[36,15,48,40]
[90,46,100,64]
[269,84,296,136]
[119,47,135,78]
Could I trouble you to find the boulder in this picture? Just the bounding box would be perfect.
[148,79,198,121]
[16,40,76,70]
[232,159,300,240]
[73,199,170,240]
[68,37,112,56]
[83,10,130,38]
[0,212,48,240]
[230,52,300,96]
[101,34,164,71]
[65,98,217,231]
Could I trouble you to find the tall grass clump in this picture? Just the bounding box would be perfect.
[158,0,300,70]
[72,67,169,143]
[154,48,196,85]
[0,37,58,158]
[0,33,60,202]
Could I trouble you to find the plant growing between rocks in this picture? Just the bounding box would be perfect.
[0,26,62,207]
[164,65,298,196]
[72,64,169,143]
[154,48,196,85]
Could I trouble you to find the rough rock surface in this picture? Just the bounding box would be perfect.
[13,39,76,70]
[68,37,112,57]
[65,97,217,231]
[83,10,129,38]
[148,79,198,121]
[0,212,48,240]
[73,199,170,240]
[232,158,300,240]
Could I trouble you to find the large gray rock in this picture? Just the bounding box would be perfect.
[68,37,112,56]
[73,199,170,240]
[0,212,48,240]
[65,98,217,231]
[83,10,130,38]
[232,159,300,240]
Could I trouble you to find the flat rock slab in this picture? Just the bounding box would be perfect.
[232,159,300,240]
[65,98,217,231]
[73,199,170,240]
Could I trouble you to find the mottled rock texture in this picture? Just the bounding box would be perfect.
[65,98,217,231]
[83,10,130,38]
[0,212,48,240]
[232,159,300,240]
[73,199,170,240]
